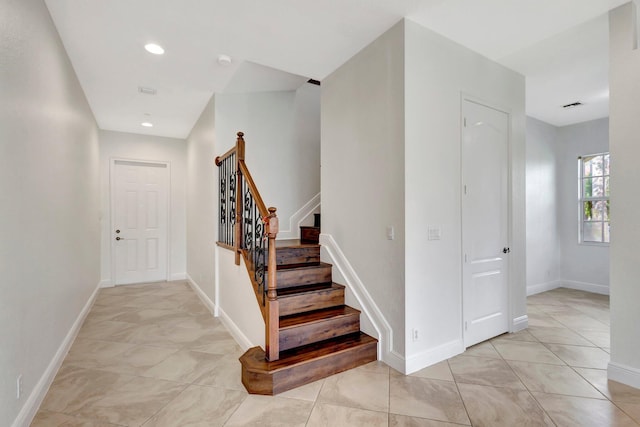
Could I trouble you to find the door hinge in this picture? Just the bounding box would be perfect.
[464,184,467,195]
[464,117,467,127]
[465,321,468,331]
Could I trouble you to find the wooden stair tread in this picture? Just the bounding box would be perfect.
[279,305,359,329]
[277,283,345,317]
[241,332,377,373]
[277,282,343,297]
[275,239,320,248]
[275,261,330,271]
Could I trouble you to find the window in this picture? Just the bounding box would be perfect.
[579,152,610,244]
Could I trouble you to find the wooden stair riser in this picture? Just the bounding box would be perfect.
[300,226,320,244]
[276,245,320,266]
[276,263,332,289]
[279,310,360,351]
[278,284,345,317]
[240,333,378,395]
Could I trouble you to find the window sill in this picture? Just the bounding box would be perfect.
[578,242,610,247]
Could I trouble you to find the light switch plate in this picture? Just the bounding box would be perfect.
[427,226,441,240]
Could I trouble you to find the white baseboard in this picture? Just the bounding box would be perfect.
[527,280,561,296]
[170,272,187,281]
[608,361,640,389]
[319,233,399,371]
[277,193,320,240]
[384,350,406,374]
[186,273,254,351]
[186,274,216,316]
[12,281,102,427]
[99,279,113,288]
[561,280,610,295]
[405,339,465,375]
[217,307,253,351]
[512,315,529,332]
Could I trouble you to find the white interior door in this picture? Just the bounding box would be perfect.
[462,99,510,347]
[113,161,168,285]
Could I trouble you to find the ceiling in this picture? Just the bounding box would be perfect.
[44,0,629,139]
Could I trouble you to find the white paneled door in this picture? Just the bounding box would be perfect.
[462,99,510,347]
[113,161,168,285]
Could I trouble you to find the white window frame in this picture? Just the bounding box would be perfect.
[578,152,610,245]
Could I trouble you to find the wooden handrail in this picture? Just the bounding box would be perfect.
[215,145,237,166]
[238,161,269,218]
[215,131,280,361]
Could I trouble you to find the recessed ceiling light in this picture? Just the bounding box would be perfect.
[144,43,164,55]
[141,122,153,127]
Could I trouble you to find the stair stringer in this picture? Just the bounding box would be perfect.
[276,193,321,240]
[319,233,405,373]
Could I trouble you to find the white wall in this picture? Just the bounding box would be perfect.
[404,19,527,371]
[322,19,526,373]
[215,84,321,236]
[322,21,406,365]
[556,118,610,293]
[0,1,100,425]
[186,96,217,301]
[99,130,187,285]
[608,2,640,388]
[526,118,561,294]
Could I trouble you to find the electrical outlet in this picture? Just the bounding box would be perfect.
[412,329,419,342]
[16,374,23,399]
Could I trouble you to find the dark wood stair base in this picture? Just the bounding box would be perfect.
[240,332,377,395]
[239,238,378,395]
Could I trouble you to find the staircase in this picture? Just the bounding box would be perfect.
[240,238,378,395]
[216,132,377,396]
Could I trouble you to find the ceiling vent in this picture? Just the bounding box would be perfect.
[138,86,157,95]
[562,101,583,108]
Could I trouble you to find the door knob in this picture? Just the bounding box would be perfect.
[115,229,120,233]
[116,236,123,241]
[502,247,510,254]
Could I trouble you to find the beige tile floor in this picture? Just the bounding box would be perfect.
[32,283,640,426]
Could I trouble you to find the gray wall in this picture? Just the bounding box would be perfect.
[0,1,100,425]
[186,96,217,305]
[404,19,526,372]
[322,18,526,373]
[556,118,610,292]
[215,85,321,231]
[609,2,640,388]
[322,21,406,363]
[526,117,560,292]
[526,117,610,296]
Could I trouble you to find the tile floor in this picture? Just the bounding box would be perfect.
[32,283,640,426]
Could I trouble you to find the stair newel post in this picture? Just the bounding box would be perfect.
[265,206,280,361]
[234,132,246,266]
